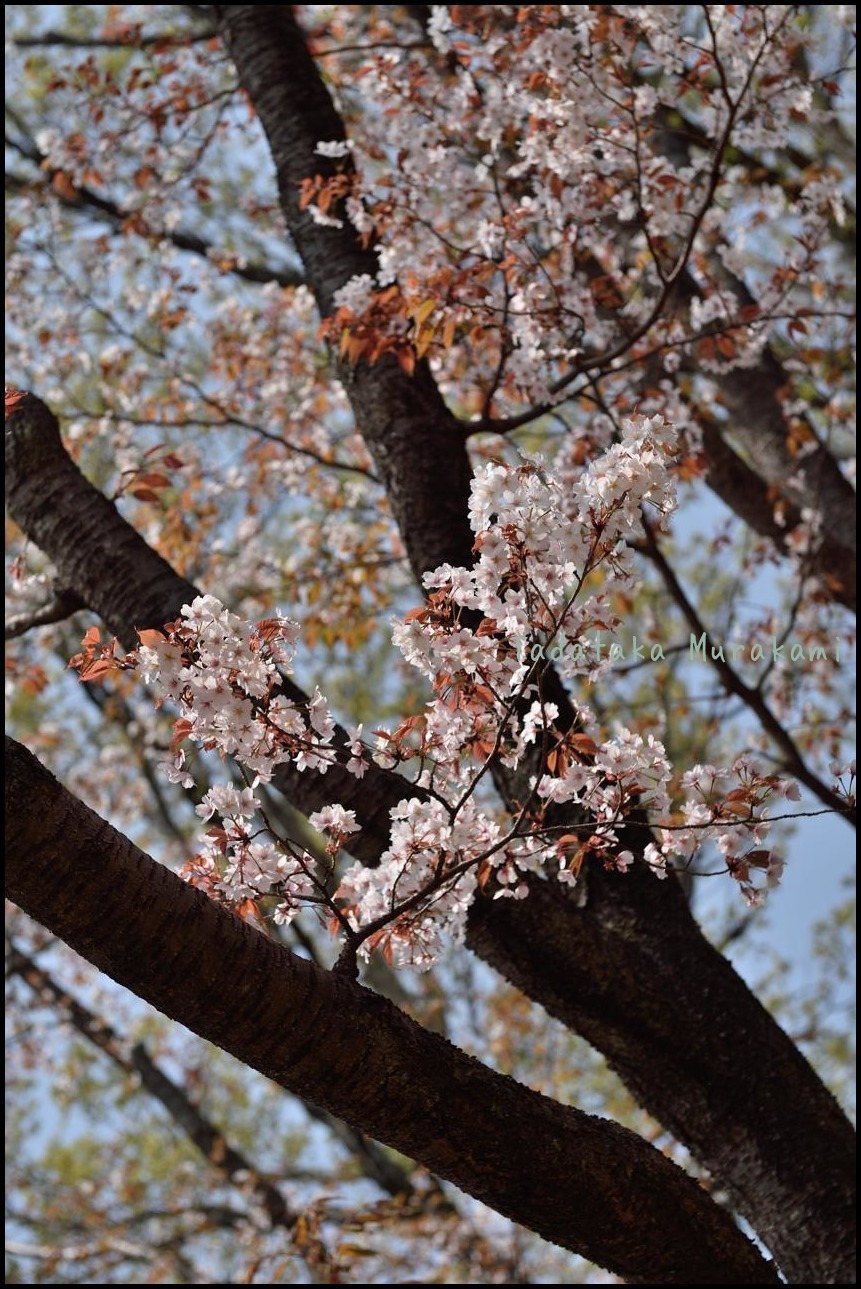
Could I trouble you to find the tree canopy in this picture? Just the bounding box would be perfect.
[5,5,856,1284]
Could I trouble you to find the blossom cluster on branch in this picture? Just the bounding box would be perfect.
[70,416,795,967]
[309,5,848,408]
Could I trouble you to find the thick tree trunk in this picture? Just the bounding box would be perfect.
[6,735,781,1285]
[6,6,855,1273]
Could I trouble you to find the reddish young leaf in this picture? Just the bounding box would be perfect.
[136,628,167,648]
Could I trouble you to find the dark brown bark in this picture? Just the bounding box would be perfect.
[5,734,780,1285]
[634,71,856,594]
[670,272,856,608]
[214,5,475,586]
[211,8,856,1283]
[6,3,856,1272]
[707,331,856,569]
[467,858,857,1283]
[4,393,200,644]
[686,407,854,613]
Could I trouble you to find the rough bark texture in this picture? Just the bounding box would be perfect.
[712,342,856,563]
[646,105,856,599]
[215,5,475,588]
[669,272,857,609]
[694,411,855,612]
[467,857,857,1285]
[6,735,782,1285]
[4,392,201,641]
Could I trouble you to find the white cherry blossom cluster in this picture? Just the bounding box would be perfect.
[106,419,796,966]
[119,596,371,928]
[314,5,845,408]
[133,595,343,785]
[376,416,795,917]
[418,415,678,695]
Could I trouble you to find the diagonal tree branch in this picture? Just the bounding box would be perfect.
[10,27,217,50]
[4,391,402,868]
[671,266,856,573]
[694,408,855,612]
[5,588,85,639]
[214,5,475,585]
[10,0,857,1265]
[4,734,781,1285]
[637,520,854,822]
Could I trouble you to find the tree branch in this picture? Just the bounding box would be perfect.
[674,266,856,576]
[637,520,855,822]
[5,588,85,639]
[4,390,401,867]
[215,5,476,585]
[696,410,855,613]
[5,144,304,292]
[11,27,216,50]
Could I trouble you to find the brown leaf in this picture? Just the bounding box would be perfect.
[80,658,121,682]
[51,170,79,202]
[570,732,599,757]
[136,628,166,648]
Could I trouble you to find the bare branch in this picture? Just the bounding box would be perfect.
[11,28,216,50]
[5,137,304,292]
[637,521,854,823]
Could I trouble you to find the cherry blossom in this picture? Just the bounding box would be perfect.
[74,413,805,970]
